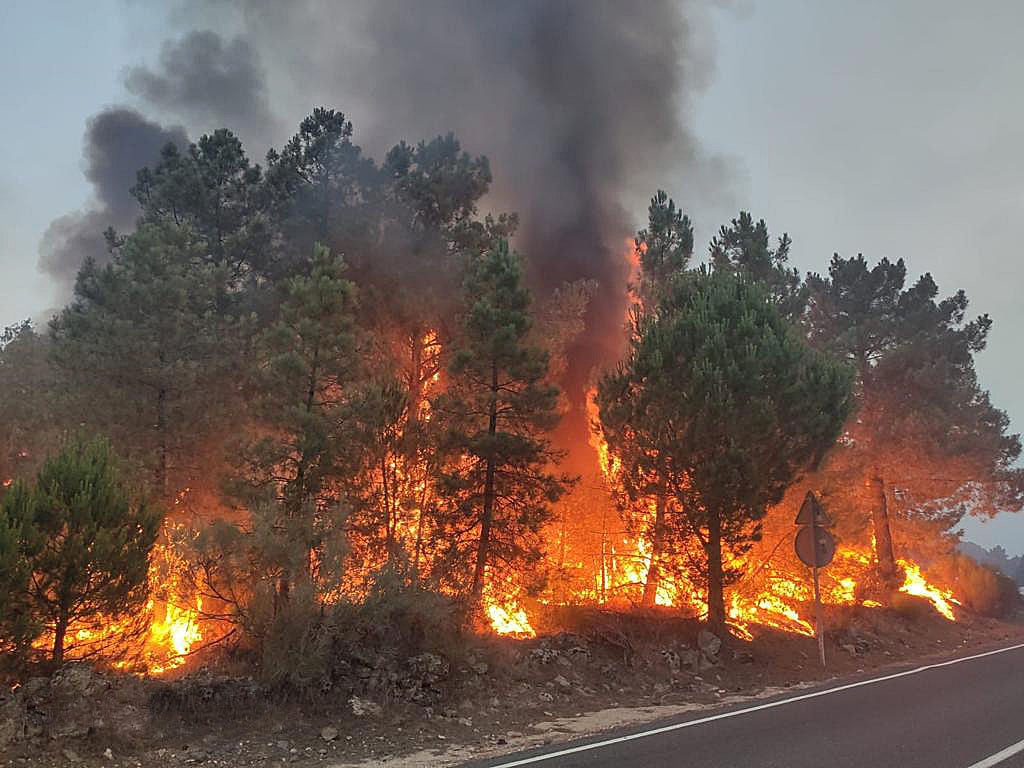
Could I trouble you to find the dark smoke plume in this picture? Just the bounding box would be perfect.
[125,30,281,151]
[43,0,728,455]
[38,109,187,294]
[39,28,275,298]
[175,0,728,453]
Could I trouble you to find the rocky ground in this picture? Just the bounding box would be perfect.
[3,600,1023,768]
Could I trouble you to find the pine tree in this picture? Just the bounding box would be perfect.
[628,191,693,604]
[805,254,1023,579]
[432,240,573,607]
[0,437,159,663]
[51,222,242,504]
[227,243,360,613]
[133,129,271,283]
[266,108,380,276]
[710,211,805,319]
[340,132,515,586]
[597,268,851,631]
[634,190,693,308]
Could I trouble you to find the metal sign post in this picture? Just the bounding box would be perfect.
[795,491,835,669]
[811,511,826,669]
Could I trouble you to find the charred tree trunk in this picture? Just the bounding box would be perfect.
[381,456,396,565]
[470,363,499,605]
[871,473,898,583]
[706,512,726,634]
[52,606,69,664]
[641,493,667,607]
[409,331,424,424]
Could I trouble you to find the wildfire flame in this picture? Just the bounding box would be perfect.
[579,374,966,640]
[898,558,959,621]
[30,522,207,675]
[486,600,536,638]
[482,570,536,638]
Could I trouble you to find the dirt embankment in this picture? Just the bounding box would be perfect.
[3,602,1022,768]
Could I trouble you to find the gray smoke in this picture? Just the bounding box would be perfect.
[39,26,275,297]
[42,0,729,449]
[125,30,281,152]
[178,0,728,444]
[38,108,187,294]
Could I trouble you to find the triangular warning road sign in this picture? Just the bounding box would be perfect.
[795,490,833,527]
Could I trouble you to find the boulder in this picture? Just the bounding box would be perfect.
[349,696,383,718]
[697,630,722,660]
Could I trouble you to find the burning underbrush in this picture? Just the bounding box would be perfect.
[16,497,1008,688]
[4,593,1021,764]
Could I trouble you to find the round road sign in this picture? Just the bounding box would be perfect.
[795,526,836,568]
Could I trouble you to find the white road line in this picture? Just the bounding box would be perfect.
[484,642,1024,768]
[966,738,1024,768]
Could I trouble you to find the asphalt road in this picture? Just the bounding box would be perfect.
[463,643,1024,768]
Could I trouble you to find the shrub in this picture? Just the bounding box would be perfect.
[940,554,1020,617]
[257,569,463,699]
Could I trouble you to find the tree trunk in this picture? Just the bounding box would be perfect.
[470,363,500,605]
[382,456,396,565]
[706,512,726,633]
[412,503,425,586]
[641,494,667,607]
[53,610,68,664]
[599,504,609,603]
[409,331,424,425]
[156,385,168,500]
[871,473,898,583]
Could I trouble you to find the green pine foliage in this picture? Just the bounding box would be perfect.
[635,190,694,307]
[0,437,159,663]
[597,267,852,630]
[709,211,806,319]
[432,240,573,607]
[50,221,244,503]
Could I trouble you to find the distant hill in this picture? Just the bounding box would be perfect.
[959,541,1024,586]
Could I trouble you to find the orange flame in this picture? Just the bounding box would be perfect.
[581,364,965,638]
[898,558,959,620]
[30,519,208,675]
[482,570,535,638]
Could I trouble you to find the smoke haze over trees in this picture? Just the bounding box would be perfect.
[36,1,731,455]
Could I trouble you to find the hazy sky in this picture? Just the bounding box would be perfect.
[1,1,1022,550]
